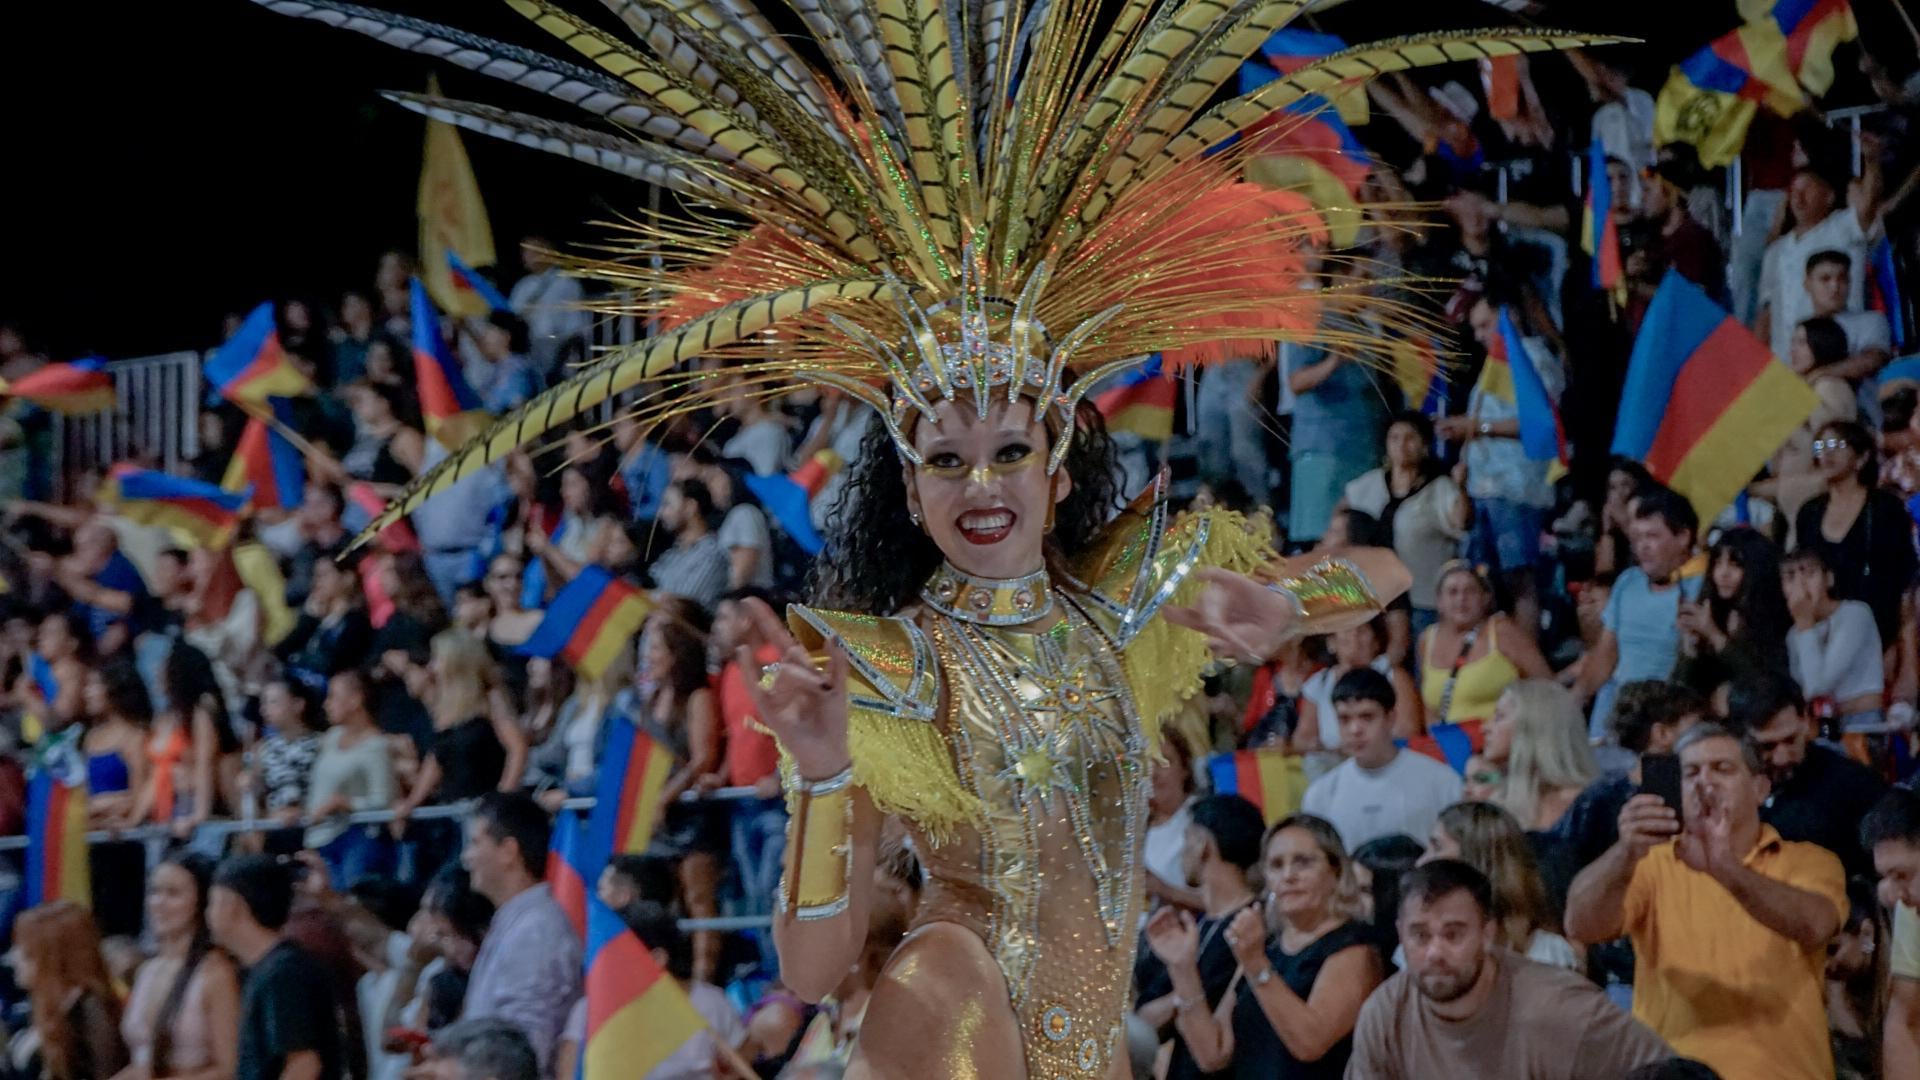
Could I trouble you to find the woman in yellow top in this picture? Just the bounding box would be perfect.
[1418,564,1552,729]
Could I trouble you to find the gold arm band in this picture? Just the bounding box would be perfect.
[779,765,855,920]
[1267,558,1383,636]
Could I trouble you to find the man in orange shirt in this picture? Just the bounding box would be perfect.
[1565,722,1845,1079]
[698,587,787,937]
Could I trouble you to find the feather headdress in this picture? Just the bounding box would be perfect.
[251,0,1617,531]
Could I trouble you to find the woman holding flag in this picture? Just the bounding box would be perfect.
[251,0,1610,1071]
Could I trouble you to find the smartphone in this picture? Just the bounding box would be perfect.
[1641,753,1684,823]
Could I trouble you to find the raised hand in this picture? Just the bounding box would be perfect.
[1617,793,1680,862]
[1145,906,1200,970]
[735,597,851,781]
[1163,567,1301,664]
[1222,904,1269,971]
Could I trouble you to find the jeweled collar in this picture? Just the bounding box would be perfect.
[921,563,1054,626]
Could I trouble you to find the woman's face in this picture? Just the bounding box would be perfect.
[1421,821,1463,863]
[1386,422,1425,471]
[506,453,536,500]
[1437,571,1489,629]
[1483,693,1517,767]
[1814,428,1861,484]
[1265,827,1339,922]
[1149,741,1189,815]
[1789,325,1814,375]
[82,670,107,717]
[1606,468,1637,506]
[365,341,398,382]
[148,862,201,941]
[311,560,343,606]
[1331,624,1379,668]
[36,616,71,661]
[561,469,591,515]
[485,557,522,609]
[641,626,671,683]
[261,682,296,732]
[1710,548,1745,602]
[906,397,1067,581]
[455,591,493,630]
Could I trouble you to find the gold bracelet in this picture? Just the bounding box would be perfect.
[779,764,854,920]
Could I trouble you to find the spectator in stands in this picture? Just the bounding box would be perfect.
[1727,672,1886,878]
[1298,618,1420,747]
[1135,794,1263,1080]
[1565,723,1846,1079]
[120,851,240,1080]
[1350,834,1423,955]
[252,677,324,827]
[338,383,423,487]
[274,557,372,697]
[469,313,538,415]
[1862,788,1920,1078]
[391,633,527,835]
[1570,51,1655,173]
[675,453,776,591]
[1151,813,1381,1077]
[210,855,342,1080]
[700,589,785,920]
[331,291,377,387]
[306,669,397,885]
[1677,528,1791,685]
[1638,160,1724,297]
[39,520,149,655]
[257,484,347,606]
[1780,545,1887,740]
[1438,299,1564,637]
[529,646,636,809]
[476,554,543,704]
[459,792,582,1072]
[610,415,672,525]
[1573,487,1703,740]
[646,481,731,610]
[1301,669,1461,850]
[718,387,791,478]
[1595,460,1653,577]
[642,612,725,982]
[1416,563,1551,731]
[1286,328,1389,548]
[411,1020,537,1080]
[6,902,126,1080]
[1758,166,1879,361]
[1795,420,1916,649]
[1481,680,1596,832]
[529,460,625,585]
[1342,413,1470,636]
[395,866,495,1040]
[596,853,677,915]
[1141,736,1202,911]
[28,609,89,730]
[1800,251,1894,384]
[1194,357,1272,511]
[81,660,151,829]
[509,237,589,386]
[1349,860,1669,1078]
[1421,801,1578,969]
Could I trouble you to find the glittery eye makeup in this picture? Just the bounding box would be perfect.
[919,442,1038,480]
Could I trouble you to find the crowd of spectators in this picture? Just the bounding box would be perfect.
[0,31,1919,1080]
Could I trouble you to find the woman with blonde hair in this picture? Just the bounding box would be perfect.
[1482,679,1598,831]
[390,631,529,837]
[4,902,128,1080]
[1422,801,1580,970]
[1146,813,1383,1077]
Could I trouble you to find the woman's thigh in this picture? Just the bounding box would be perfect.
[848,921,1026,1080]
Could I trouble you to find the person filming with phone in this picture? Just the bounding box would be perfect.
[1564,723,1846,1080]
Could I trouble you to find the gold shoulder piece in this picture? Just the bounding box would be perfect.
[1064,483,1274,750]
[784,605,978,838]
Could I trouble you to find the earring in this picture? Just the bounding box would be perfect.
[910,509,924,530]
[1043,501,1056,535]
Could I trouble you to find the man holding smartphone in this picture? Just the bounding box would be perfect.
[1564,723,1846,1080]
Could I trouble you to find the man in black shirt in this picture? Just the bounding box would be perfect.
[1732,674,1887,877]
[210,854,342,1080]
[1135,794,1265,1080]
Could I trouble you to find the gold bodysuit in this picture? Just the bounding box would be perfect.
[788,495,1275,1078]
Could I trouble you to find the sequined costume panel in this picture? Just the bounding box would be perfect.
[912,597,1151,1078]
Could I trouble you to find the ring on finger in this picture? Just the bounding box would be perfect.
[757,662,783,691]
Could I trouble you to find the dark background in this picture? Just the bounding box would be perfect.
[0,0,1892,359]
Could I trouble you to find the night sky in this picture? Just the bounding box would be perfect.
[2,0,1871,360]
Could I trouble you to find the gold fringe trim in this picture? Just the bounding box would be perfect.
[780,705,981,844]
[1123,508,1275,752]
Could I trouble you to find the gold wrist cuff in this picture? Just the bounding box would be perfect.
[1268,557,1382,635]
[779,765,854,920]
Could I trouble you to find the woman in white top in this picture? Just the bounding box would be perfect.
[531,647,639,811]
[1342,413,1470,635]
[1143,735,1200,912]
[1298,618,1422,751]
[1420,801,1581,970]
[1782,545,1887,733]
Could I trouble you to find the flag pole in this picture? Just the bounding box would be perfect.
[1889,0,1920,50]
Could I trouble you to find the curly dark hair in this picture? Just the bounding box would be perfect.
[808,403,1125,614]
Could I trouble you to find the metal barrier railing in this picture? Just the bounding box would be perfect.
[0,786,777,933]
[51,351,202,500]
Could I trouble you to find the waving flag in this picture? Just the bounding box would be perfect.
[1494,308,1568,464]
[550,717,675,938]
[1613,272,1818,523]
[1654,18,1804,167]
[418,76,497,318]
[204,303,313,406]
[1743,0,1857,96]
[99,466,248,546]
[1400,722,1484,776]
[1582,140,1625,301]
[1254,29,1367,124]
[410,279,491,448]
[1092,356,1176,441]
[1391,335,1447,416]
[222,397,306,511]
[1237,59,1371,247]
[1867,236,1909,351]
[518,567,652,681]
[742,449,841,555]
[0,358,115,416]
[1208,750,1309,825]
[446,250,514,314]
[581,897,706,1080]
[25,745,90,908]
